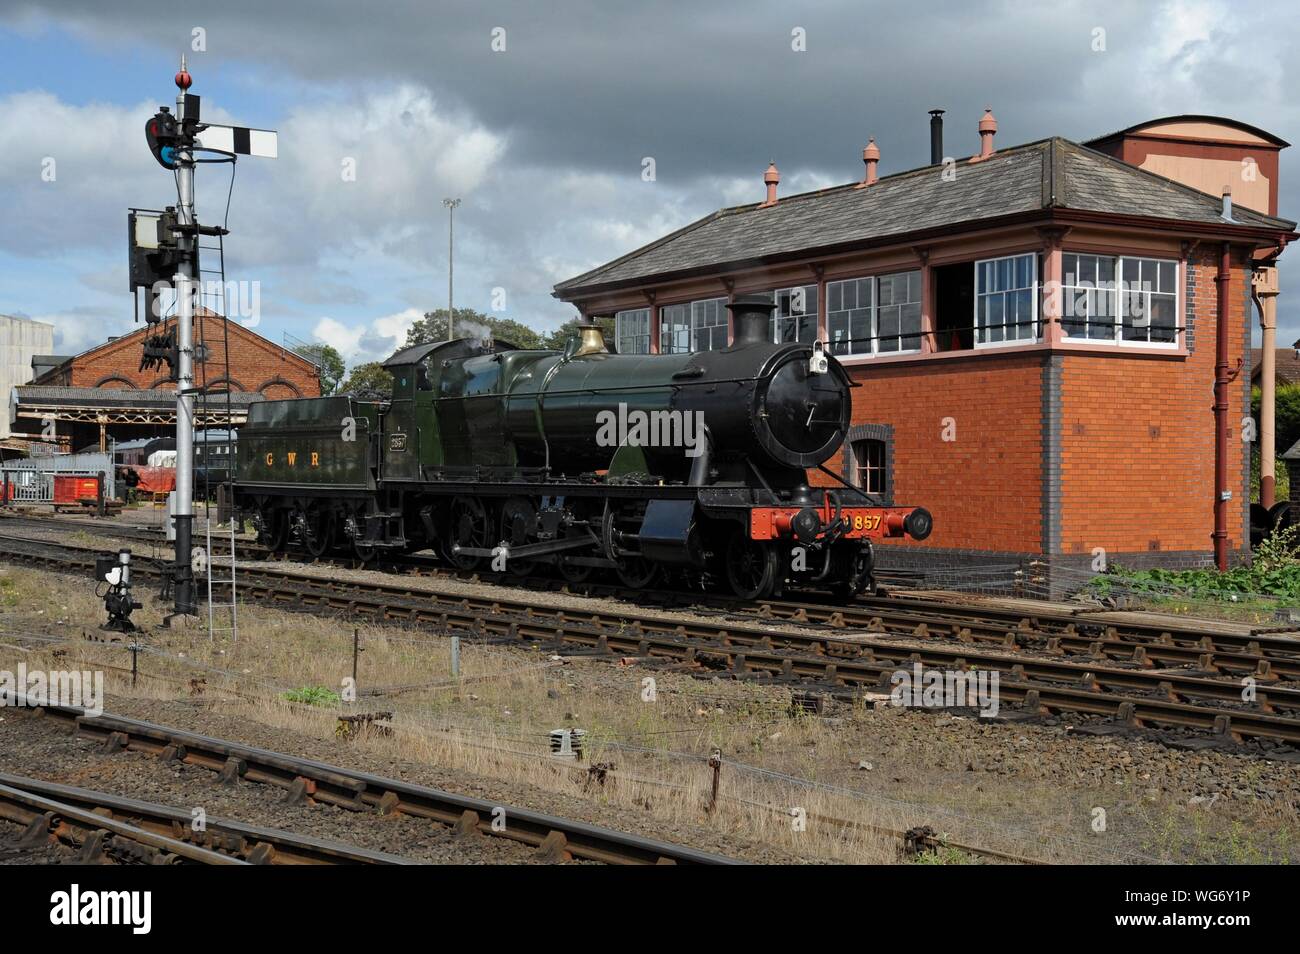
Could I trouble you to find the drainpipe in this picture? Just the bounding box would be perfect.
[1252,265,1280,509]
[1214,243,1232,571]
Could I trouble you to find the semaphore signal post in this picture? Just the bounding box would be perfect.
[130,57,277,622]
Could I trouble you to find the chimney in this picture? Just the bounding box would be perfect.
[977,108,997,160]
[929,109,944,165]
[727,294,777,346]
[1221,185,1235,222]
[760,161,780,207]
[855,138,880,188]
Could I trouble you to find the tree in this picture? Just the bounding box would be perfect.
[1250,382,1300,502]
[404,308,543,350]
[338,361,394,399]
[1252,383,1300,458]
[296,343,346,395]
[543,315,615,351]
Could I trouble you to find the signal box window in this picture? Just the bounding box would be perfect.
[771,284,819,343]
[826,271,921,356]
[659,297,728,353]
[614,308,651,355]
[1061,253,1179,346]
[975,253,1038,346]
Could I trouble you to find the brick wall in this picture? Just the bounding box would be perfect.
[1056,248,1249,562]
[829,249,1252,582]
[828,352,1046,554]
[51,317,320,398]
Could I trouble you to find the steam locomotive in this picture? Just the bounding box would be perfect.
[231,296,931,599]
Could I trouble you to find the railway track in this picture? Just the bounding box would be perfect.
[3,531,1299,746]
[6,512,1296,672]
[4,699,740,865]
[0,777,246,865]
[0,771,412,865]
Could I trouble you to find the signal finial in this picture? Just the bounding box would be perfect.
[175,54,192,90]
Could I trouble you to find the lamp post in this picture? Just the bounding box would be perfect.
[442,197,461,341]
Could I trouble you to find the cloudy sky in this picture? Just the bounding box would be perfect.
[2,0,1298,369]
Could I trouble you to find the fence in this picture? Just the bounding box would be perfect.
[1,452,115,507]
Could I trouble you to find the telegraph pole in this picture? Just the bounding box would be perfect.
[172,57,198,620]
[443,197,461,340]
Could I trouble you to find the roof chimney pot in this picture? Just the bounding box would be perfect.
[1221,184,1235,222]
[855,138,880,188]
[760,161,780,207]
[977,108,998,160]
[929,109,945,165]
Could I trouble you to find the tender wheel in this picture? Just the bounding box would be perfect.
[444,496,490,570]
[260,508,289,553]
[301,507,335,558]
[726,531,777,600]
[343,507,378,563]
[353,532,378,563]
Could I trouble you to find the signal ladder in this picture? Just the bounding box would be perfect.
[195,229,239,643]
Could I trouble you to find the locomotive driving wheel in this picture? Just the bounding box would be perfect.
[725,529,778,600]
[615,555,659,590]
[499,497,537,577]
[557,555,594,584]
[556,502,594,583]
[830,541,874,600]
[444,496,490,570]
[601,504,659,591]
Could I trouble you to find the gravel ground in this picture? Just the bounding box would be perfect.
[0,708,578,864]
[4,512,1299,863]
[0,696,805,864]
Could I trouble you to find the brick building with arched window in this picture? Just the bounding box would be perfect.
[10,312,321,452]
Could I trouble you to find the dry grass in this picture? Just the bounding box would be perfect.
[1,561,1293,864]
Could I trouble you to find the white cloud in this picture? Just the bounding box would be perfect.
[372,308,421,345]
[312,307,422,365]
[30,307,130,355]
[310,317,364,359]
[0,91,161,257]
